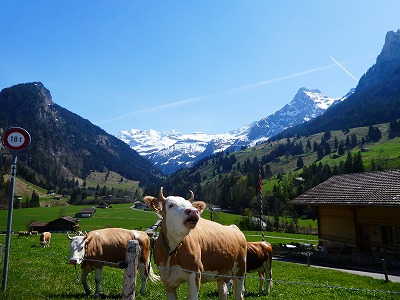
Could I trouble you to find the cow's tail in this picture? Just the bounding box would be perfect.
[147,261,160,282]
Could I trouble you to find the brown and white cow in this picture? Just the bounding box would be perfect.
[227,241,273,295]
[18,231,32,238]
[246,241,273,295]
[40,232,51,247]
[144,187,247,300]
[68,228,159,298]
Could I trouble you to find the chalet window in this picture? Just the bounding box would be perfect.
[381,226,400,245]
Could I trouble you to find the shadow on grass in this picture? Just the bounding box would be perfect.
[50,293,122,299]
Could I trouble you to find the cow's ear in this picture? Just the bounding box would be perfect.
[192,201,206,214]
[143,196,163,212]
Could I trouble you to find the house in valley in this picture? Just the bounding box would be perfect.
[291,169,400,255]
[29,216,79,233]
[75,208,96,218]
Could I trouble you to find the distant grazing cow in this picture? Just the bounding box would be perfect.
[68,228,159,298]
[18,231,32,238]
[40,232,51,247]
[246,241,273,295]
[143,187,247,300]
[227,241,273,295]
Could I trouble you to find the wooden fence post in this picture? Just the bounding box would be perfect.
[122,240,139,300]
[381,258,389,282]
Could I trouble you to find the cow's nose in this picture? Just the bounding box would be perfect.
[69,259,78,265]
[185,208,198,215]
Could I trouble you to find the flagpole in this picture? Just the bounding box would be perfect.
[258,162,265,242]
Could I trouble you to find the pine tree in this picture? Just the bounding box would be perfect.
[296,156,304,169]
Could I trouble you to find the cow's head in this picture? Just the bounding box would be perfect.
[67,233,86,265]
[144,187,206,240]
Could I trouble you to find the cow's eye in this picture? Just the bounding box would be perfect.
[168,203,174,209]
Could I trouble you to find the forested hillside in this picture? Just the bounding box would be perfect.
[161,121,400,231]
[0,82,163,203]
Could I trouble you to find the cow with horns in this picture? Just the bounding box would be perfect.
[67,228,159,298]
[144,187,247,300]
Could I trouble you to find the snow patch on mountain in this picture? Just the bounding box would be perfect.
[117,87,353,174]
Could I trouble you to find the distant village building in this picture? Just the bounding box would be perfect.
[291,169,400,255]
[134,201,147,210]
[75,208,96,218]
[29,216,79,233]
[97,202,109,209]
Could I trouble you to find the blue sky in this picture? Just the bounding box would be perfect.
[1,1,400,135]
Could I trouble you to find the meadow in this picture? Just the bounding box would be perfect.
[1,204,399,299]
[1,234,400,299]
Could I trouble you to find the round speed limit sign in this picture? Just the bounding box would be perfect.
[2,127,31,152]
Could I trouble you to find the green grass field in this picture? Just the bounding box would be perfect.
[1,234,399,299]
[1,204,398,299]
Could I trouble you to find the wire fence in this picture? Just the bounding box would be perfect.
[2,240,400,299]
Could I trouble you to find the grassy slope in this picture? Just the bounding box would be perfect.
[200,124,400,196]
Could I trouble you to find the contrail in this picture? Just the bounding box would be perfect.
[329,56,358,82]
[96,64,335,125]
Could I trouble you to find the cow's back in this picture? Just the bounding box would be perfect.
[84,228,137,268]
[246,241,272,272]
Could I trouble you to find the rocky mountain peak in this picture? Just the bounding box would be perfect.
[357,29,400,93]
[118,88,347,174]
[377,29,400,63]
[33,82,53,106]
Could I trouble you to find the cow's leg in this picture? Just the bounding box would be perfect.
[265,268,272,295]
[81,268,91,296]
[217,279,228,300]
[258,271,264,294]
[165,287,178,300]
[226,280,232,294]
[94,268,102,298]
[232,277,245,300]
[138,262,147,295]
[187,272,200,300]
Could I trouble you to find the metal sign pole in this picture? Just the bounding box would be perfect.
[2,153,17,290]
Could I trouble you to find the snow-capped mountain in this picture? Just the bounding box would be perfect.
[118,87,353,174]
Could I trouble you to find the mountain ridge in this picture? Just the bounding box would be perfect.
[0,82,162,192]
[118,87,350,174]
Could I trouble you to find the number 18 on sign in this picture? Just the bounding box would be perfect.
[2,127,31,152]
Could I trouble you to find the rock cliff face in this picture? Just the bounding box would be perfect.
[357,30,400,93]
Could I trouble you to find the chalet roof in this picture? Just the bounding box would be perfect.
[47,216,79,224]
[291,169,400,206]
[79,208,96,213]
[30,222,48,227]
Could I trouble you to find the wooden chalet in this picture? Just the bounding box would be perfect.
[75,208,96,218]
[97,202,109,209]
[29,221,48,233]
[29,216,79,233]
[291,169,400,255]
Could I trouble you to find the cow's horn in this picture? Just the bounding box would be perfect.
[159,187,167,202]
[187,190,194,203]
[67,233,73,240]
